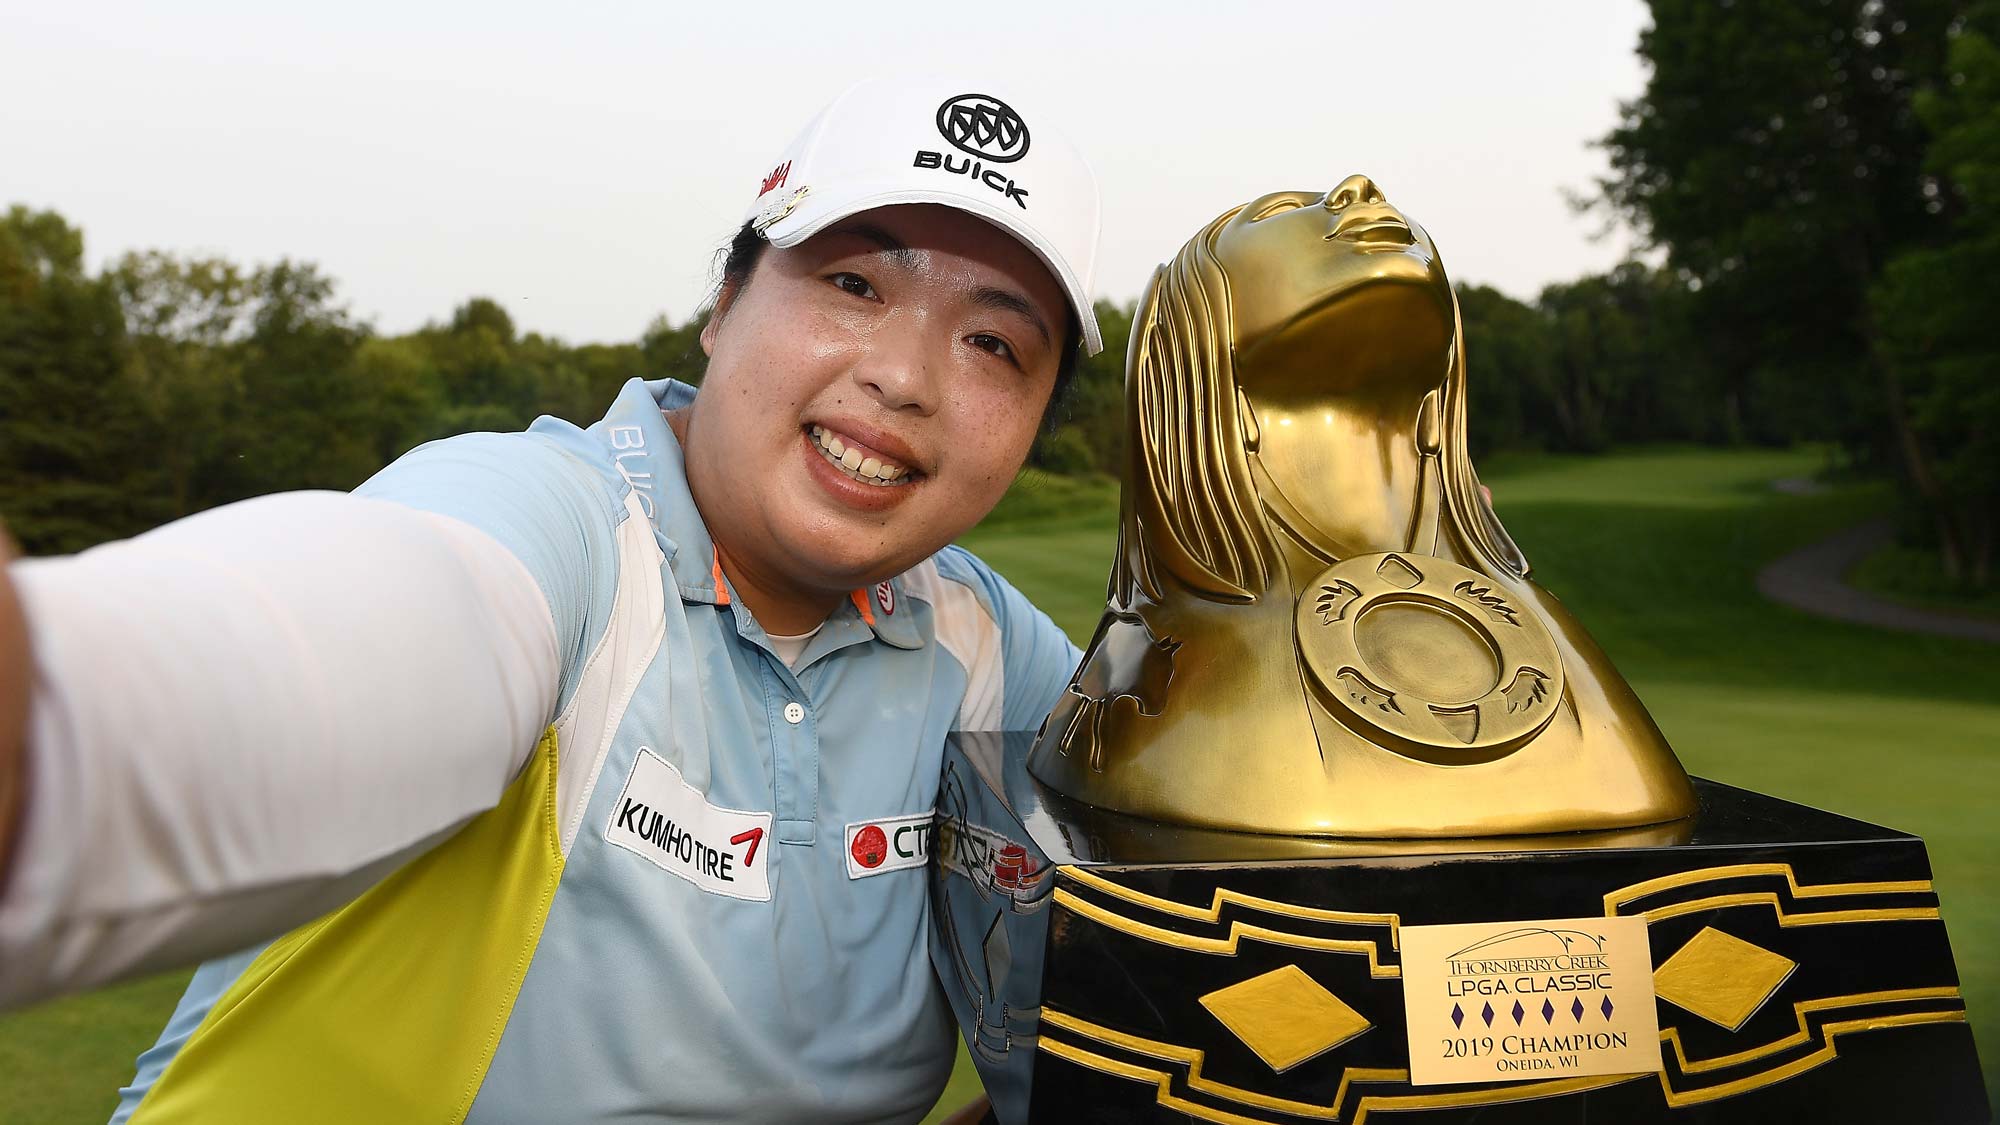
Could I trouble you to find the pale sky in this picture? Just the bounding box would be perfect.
[2,0,1653,344]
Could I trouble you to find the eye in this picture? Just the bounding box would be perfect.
[968,333,1018,365]
[1250,199,1303,222]
[827,271,877,300]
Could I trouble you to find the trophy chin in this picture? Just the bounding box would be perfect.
[1025,185,1696,840]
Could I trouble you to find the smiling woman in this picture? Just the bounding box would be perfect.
[677,204,1080,634]
[0,75,1102,1124]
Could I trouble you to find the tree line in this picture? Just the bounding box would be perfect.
[0,204,1743,555]
[0,211,707,554]
[3,2,1995,590]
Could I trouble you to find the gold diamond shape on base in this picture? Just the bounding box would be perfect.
[1653,926,1797,1031]
[1198,964,1371,1073]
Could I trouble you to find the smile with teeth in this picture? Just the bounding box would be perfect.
[809,425,914,486]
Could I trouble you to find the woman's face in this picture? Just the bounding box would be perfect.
[687,203,1067,604]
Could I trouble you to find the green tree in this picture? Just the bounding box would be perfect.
[1543,263,1714,451]
[1872,9,2000,586]
[1461,267,1712,455]
[1597,0,1965,559]
[1031,298,1133,476]
[0,208,162,552]
[638,311,710,388]
[557,340,651,423]
[108,250,249,517]
[345,335,449,465]
[214,261,374,499]
[1458,284,1558,454]
[419,296,539,434]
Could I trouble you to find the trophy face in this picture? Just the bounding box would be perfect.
[1214,175,1458,566]
[1215,177,1452,385]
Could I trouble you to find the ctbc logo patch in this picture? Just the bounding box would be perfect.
[935,94,1030,163]
[874,581,896,617]
[845,813,932,879]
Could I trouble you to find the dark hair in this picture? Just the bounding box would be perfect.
[712,221,1083,430]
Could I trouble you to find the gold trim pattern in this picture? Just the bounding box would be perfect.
[1055,866,1402,976]
[1607,864,1932,905]
[1038,1007,1636,1122]
[1034,1040,1277,1125]
[1605,863,1934,915]
[1063,866,1404,935]
[1052,889,1402,977]
[1661,987,1965,1074]
[1634,893,1938,927]
[1654,1010,1967,1107]
[1602,863,1939,928]
[1039,998,1968,1120]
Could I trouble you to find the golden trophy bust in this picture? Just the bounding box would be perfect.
[936,177,1985,1124]
[1029,174,1697,838]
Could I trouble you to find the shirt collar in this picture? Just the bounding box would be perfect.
[853,577,924,650]
[593,378,719,602]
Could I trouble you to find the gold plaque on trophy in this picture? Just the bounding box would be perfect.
[1399,916,1663,1086]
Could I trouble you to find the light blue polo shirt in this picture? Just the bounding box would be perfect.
[112,377,1080,1123]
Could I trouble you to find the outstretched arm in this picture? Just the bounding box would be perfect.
[0,492,562,1010]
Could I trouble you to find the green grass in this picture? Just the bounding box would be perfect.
[0,969,192,1122]
[7,448,1995,1122]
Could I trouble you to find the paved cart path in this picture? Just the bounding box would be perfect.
[1755,516,2000,643]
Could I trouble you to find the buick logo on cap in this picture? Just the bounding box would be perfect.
[936,94,1030,164]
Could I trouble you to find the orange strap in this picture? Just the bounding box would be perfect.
[710,548,730,606]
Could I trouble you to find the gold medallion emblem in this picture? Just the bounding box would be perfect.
[1295,553,1563,761]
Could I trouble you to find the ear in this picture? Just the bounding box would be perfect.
[699,278,742,357]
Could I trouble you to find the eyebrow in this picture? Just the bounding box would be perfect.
[825,222,919,267]
[970,285,1053,350]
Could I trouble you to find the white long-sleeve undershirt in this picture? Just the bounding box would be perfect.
[0,491,560,1009]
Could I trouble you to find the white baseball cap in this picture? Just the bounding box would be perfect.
[742,77,1104,356]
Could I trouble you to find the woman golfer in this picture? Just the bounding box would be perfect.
[0,75,1100,1123]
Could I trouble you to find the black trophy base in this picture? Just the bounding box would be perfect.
[927,735,1989,1125]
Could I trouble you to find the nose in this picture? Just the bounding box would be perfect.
[853,318,942,416]
[1323,174,1385,211]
